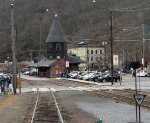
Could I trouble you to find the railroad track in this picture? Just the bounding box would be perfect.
[31,88,64,123]
[91,89,150,109]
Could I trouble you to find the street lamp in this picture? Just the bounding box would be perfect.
[102,41,107,69]
[78,41,89,71]
[142,23,145,69]
[0,2,17,94]
[109,10,114,85]
[78,41,90,81]
[39,9,49,55]
[11,2,17,94]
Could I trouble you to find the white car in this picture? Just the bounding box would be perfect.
[23,71,30,75]
[83,72,96,80]
[137,70,147,77]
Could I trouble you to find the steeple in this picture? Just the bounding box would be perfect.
[46,14,66,43]
[45,14,67,60]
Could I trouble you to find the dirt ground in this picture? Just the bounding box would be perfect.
[0,93,97,123]
[0,78,98,123]
[0,93,36,123]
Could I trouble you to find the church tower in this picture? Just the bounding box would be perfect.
[45,14,67,60]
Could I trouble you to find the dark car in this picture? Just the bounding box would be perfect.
[95,72,120,83]
[147,73,150,77]
[90,73,101,82]
[77,72,85,80]
[0,75,6,84]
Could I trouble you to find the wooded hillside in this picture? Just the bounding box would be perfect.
[0,0,150,62]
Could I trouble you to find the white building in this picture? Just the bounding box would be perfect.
[68,45,104,70]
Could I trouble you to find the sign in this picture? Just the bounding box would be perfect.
[66,61,69,67]
[113,55,118,66]
[134,94,145,105]
[142,58,144,65]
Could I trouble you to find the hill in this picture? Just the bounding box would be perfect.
[0,0,150,63]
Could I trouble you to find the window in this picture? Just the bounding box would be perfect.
[100,50,102,54]
[49,43,52,50]
[57,56,60,59]
[91,50,93,54]
[91,57,93,61]
[87,49,89,54]
[49,55,53,59]
[87,57,89,61]
[56,43,61,50]
[95,50,97,54]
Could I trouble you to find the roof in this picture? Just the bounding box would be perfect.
[67,55,85,64]
[46,14,66,43]
[29,58,56,67]
[29,55,85,68]
[68,45,103,50]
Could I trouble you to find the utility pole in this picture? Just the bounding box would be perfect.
[142,23,145,69]
[18,62,21,94]
[135,68,138,122]
[39,24,42,55]
[110,10,113,85]
[102,41,107,68]
[11,3,17,94]
[30,50,33,62]
[125,49,128,70]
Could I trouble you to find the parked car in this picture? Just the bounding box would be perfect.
[82,72,96,81]
[89,72,101,82]
[95,72,120,82]
[77,72,86,80]
[147,73,150,77]
[0,75,6,84]
[23,71,30,75]
[137,70,147,77]
[69,71,80,79]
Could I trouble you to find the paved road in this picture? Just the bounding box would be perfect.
[19,74,150,123]
[19,74,150,92]
[57,90,150,123]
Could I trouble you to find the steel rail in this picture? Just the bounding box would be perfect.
[50,88,64,123]
[30,88,64,123]
[31,88,39,123]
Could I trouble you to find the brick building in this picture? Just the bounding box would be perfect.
[29,14,84,77]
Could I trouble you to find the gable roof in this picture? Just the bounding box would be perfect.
[29,58,56,67]
[29,55,85,68]
[67,55,85,64]
[46,14,66,43]
[36,59,56,67]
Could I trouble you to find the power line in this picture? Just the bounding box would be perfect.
[113,8,150,12]
[123,1,150,10]
[115,40,141,42]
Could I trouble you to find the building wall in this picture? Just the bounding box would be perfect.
[68,46,104,65]
[51,59,65,78]
[46,42,67,59]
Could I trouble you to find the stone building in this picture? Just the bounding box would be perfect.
[68,45,104,70]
